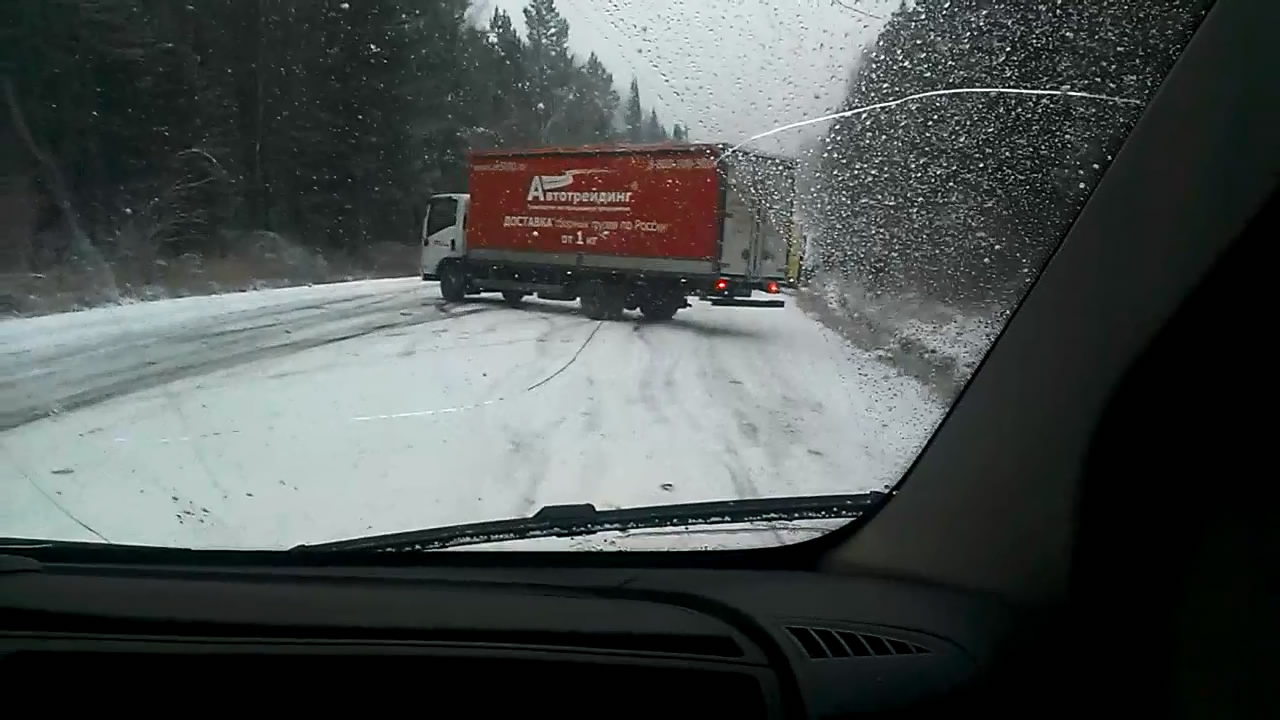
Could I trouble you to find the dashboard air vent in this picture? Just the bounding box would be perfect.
[784,626,931,659]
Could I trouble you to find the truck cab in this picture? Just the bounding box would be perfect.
[420,193,469,280]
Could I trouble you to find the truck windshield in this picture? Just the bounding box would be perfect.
[1,0,1210,552]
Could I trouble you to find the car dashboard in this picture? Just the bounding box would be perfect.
[0,556,1008,717]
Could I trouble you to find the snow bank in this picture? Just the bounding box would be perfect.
[801,271,1006,399]
[0,233,417,319]
[0,276,416,355]
[896,314,1001,378]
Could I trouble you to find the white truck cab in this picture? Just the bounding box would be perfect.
[420,193,469,280]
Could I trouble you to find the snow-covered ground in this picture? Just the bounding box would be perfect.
[0,278,943,550]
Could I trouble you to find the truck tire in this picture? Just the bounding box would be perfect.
[579,280,626,321]
[641,299,680,322]
[601,286,627,320]
[579,282,607,320]
[439,262,467,303]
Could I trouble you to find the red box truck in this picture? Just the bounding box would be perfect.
[420,143,793,321]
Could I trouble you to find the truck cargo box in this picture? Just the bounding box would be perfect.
[467,144,721,276]
[466,143,794,281]
[718,148,795,282]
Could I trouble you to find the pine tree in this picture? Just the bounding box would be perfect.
[812,0,1210,303]
[2,0,645,284]
[643,108,666,142]
[624,77,644,142]
[475,7,537,147]
[523,0,572,143]
[574,53,621,143]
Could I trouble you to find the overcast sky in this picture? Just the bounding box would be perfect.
[478,0,898,155]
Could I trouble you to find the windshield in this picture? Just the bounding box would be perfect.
[0,0,1209,551]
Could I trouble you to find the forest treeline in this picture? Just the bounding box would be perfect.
[0,0,683,282]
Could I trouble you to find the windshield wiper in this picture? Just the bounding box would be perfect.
[289,491,888,552]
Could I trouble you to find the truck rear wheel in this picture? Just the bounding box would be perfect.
[602,287,626,320]
[579,282,606,320]
[439,262,467,303]
[641,298,680,322]
[579,280,626,321]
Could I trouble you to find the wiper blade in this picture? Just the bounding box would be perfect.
[290,491,888,552]
[0,537,118,551]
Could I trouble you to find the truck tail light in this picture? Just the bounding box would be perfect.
[765,281,779,294]
[713,278,729,292]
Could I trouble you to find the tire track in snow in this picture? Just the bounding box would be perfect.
[350,320,604,422]
[683,323,792,502]
[467,310,562,396]
[526,321,603,391]
[1,286,459,430]
[396,303,538,358]
[631,321,675,428]
[504,415,569,515]
[82,310,604,447]
[0,438,109,542]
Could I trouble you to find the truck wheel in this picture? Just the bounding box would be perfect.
[601,286,627,320]
[579,282,607,320]
[580,280,626,320]
[641,299,680,322]
[439,262,467,303]
[502,291,525,306]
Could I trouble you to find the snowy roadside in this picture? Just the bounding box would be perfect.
[795,272,1005,401]
[0,233,416,319]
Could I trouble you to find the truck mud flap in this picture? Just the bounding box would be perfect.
[706,298,785,308]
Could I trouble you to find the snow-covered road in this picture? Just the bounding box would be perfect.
[0,278,941,550]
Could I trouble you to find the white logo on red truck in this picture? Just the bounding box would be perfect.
[526,169,633,206]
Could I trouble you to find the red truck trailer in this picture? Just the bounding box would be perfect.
[420,143,794,321]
